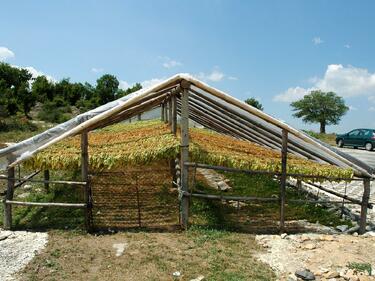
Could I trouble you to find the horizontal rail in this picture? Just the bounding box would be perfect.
[5,200,86,208]
[14,170,41,189]
[184,162,369,182]
[0,176,87,186]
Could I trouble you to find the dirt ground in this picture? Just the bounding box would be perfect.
[256,233,375,280]
[18,230,275,281]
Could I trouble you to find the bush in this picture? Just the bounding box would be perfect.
[37,98,71,124]
[0,116,38,132]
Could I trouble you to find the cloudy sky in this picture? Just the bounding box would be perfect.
[1,1,374,133]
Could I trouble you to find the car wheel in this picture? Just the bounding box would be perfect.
[337,139,344,148]
[365,142,373,151]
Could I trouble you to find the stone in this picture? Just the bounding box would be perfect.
[217,181,231,191]
[0,234,10,241]
[190,276,204,281]
[173,271,181,277]
[324,270,340,278]
[336,225,349,232]
[295,269,315,280]
[303,243,316,250]
[353,232,359,237]
[281,233,288,239]
[346,226,360,234]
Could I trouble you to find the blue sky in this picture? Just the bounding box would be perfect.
[1,1,375,133]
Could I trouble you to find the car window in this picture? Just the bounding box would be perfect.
[364,130,372,136]
[358,130,365,136]
[348,130,360,136]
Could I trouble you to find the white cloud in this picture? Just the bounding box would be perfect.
[275,64,375,102]
[13,65,56,83]
[312,37,324,45]
[159,56,182,69]
[344,44,351,49]
[228,76,238,81]
[0,46,15,61]
[196,69,225,82]
[369,106,375,112]
[119,80,130,90]
[141,78,165,88]
[91,67,103,73]
[348,105,357,111]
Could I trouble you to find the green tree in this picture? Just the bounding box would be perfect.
[244,97,263,111]
[32,75,55,102]
[95,74,119,105]
[117,83,142,98]
[291,90,349,134]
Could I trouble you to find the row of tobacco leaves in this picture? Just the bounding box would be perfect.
[23,120,353,181]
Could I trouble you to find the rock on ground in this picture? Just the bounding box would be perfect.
[0,229,48,281]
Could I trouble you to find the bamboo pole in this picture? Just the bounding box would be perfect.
[5,200,86,208]
[81,132,92,232]
[279,129,288,232]
[4,166,15,229]
[359,178,371,234]
[180,82,190,229]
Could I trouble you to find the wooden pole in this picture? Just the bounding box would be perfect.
[161,104,165,122]
[172,94,177,135]
[4,166,15,229]
[168,98,172,126]
[164,101,168,123]
[359,178,371,234]
[137,113,141,121]
[279,129,288,233]
[81,132,92,232]
[44,170,50,192]
[180,82,190,229]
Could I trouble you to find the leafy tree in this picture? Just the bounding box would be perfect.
[117,83,142,98]
[291,90,349,134]
[244,97,263,111]
[95,74,119,104]
[32,76,55,102]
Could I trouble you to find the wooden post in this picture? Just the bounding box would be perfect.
[137,113,141,121]
[359,178,371,234]
[279,129,288,233]
[81,132,92,232]
[161,104,165,122]
[4,166,15,229]
[168,98,172,126]
[44,170,50,192]
[180,82,190,229]
[164,101,168,123]
[171,94,177,135]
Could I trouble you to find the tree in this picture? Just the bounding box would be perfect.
[244,97,263,111]
[291,90,349,134]
[32,76,55,102]
[95,74,119,105]
[117,83,142,98]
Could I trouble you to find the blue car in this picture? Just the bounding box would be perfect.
[336,128,375,151]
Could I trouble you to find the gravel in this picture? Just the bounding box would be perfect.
[0,229,48,281]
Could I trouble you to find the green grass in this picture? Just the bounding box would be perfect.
[0,128,44,143]
[303,130,337,146]
[348,262,372,275]
[190,172,352,231]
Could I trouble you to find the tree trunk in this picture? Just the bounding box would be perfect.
[320,121,326,134]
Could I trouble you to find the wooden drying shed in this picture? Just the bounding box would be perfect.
[0,74,374,233]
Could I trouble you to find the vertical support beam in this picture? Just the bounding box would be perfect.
[171,94,177,135]
[359,178,371,234]
[164,101,168,123]
[4,166,15,229]
[161,104,165,122]
[168,98,172,126]
[137,113,141,121]
[81,131,92,232]
[180,82,190,229]
[44,170,50,192]
[279,129,288,233]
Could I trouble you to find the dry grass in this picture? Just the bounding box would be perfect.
[20,229,275,281]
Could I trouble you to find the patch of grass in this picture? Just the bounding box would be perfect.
[190,172,352,231]
[348,262,372,275]
[0,128,44,143]
[303,130,337,146]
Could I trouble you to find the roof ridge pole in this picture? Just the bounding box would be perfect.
[359,178,371,234]
[279,129,288,233]
[180,80,190,229]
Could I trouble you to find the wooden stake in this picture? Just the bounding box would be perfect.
[180,83,190,229]
[172,95,177,135]
[44,170,50,192]
[359,178,371,234]
[164,101,168,123]
[4,166,15,229]
[137,113,141,121]
[279,129,288,233]
[81,132,92,232]
[168,98,172,126]
[161,104,165,122]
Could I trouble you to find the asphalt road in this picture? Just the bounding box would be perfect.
[337,147,375,169]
